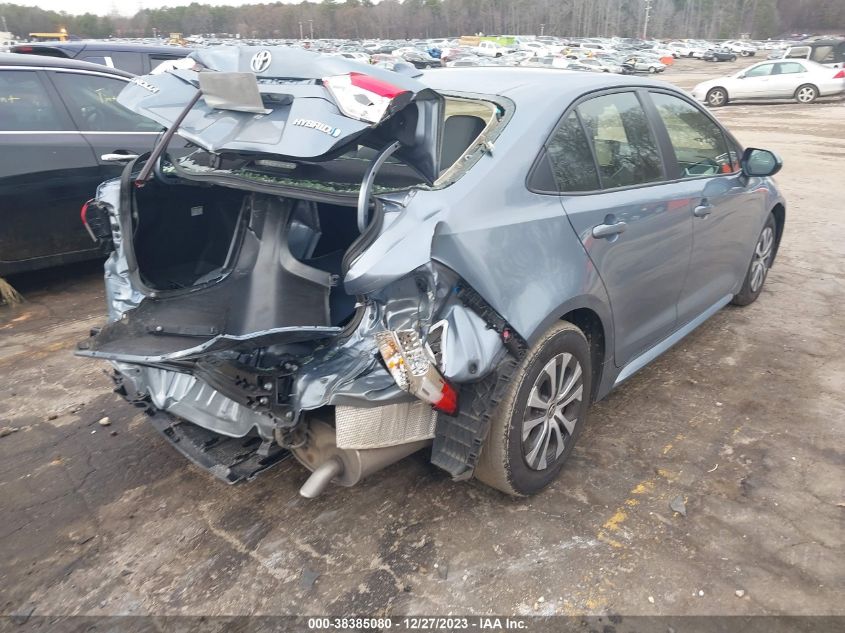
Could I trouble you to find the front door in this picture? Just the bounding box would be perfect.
[734,62,777,99]
[646,90,765,324]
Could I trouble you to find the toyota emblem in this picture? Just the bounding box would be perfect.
[250,50,272,73]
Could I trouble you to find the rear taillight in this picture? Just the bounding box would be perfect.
[323,72,411,124]
[80,199,94,240]
[376,329,459,415]
[15,46,33,53]
[834,69,845,79]
[80,199,114,251]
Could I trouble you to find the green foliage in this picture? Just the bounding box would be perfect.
[0,0,842,40]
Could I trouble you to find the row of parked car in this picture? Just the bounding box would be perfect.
[2,35,844,278]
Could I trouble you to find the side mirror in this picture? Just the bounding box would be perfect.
[741,147,783,177]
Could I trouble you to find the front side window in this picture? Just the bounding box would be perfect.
[0,70,65,131]
[745,63,775,77]
[576,91,663,189]
[650,92,735,178]
[49,72,161,132]
[546,111,600,192]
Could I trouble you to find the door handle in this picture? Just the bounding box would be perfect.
[693,202,713,218]
[101,153,139,162]
[592,221,627,239]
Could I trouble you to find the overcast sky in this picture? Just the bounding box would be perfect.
[7,1,297,17]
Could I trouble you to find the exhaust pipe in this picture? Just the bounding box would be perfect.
[299,457,344,498]
[290,420,431,498]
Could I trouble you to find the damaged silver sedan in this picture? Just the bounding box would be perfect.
[78,47,786,497]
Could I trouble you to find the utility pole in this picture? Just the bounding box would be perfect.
[1,15,8,32]
[299,21,303,39]
[642,0,652,40]
[308,19,313,39]
[540,23,544,36]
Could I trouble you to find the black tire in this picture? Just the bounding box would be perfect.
[794,83,818,104]
[730,56,737,62]
[475,321,592,496]
[732,213,777,306]
[706,87,728,107]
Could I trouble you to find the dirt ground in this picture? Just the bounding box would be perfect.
[1,58,843,619]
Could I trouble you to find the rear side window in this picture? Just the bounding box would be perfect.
[576,92,663,189]
[546,111,600,192]
[775,62,805,74]
[49,72,161,132]
[0,70,66,131]
[811,46,834,64]
[81,55,115,68]
[650,92,736,178]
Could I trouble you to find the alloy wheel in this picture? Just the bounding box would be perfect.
[750,226,774,293]
[521,353,583,471]
[796,86,817,103]
[708,89,726,106]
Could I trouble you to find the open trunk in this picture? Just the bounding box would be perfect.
[81,178,365,362]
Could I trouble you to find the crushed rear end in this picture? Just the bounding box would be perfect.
[77,47,516,496]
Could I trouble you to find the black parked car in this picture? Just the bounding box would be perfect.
[10,41,192,75]
[0,54,173,275]
[703,48,738,62]
[398,50,441,69]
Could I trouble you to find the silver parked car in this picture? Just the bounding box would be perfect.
[692,59,845,106]
[78,48,786,497]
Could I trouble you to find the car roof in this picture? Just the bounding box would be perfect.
[421,66,673,101]
[0,52,133,77]
[12,41,193,54]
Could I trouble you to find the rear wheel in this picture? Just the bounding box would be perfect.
[732,214,777,306]
[475,322,591,496]
[706,87,728,107]
[795,84,818,104]
[649,66,658,73]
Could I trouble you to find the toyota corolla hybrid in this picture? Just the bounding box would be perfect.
[78,48,785,497]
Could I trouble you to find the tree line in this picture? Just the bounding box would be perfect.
[1,0,843,42]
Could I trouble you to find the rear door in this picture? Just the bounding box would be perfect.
[0,67,101,273]
[551,90,693,366]
[44,69,167,185]
[645,90,761,324]
[771,61,808,97]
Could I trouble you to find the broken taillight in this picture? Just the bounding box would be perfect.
[80,199,114,251]
[322,72,411,124]
[376,329,459,415]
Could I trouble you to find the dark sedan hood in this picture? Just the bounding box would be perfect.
[117,46,444,183]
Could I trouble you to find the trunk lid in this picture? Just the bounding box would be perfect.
[118,46,444,183]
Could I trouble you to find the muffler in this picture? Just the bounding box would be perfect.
[290,419,431,498]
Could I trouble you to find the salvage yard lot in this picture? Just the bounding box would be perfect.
[0,59,843,617]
